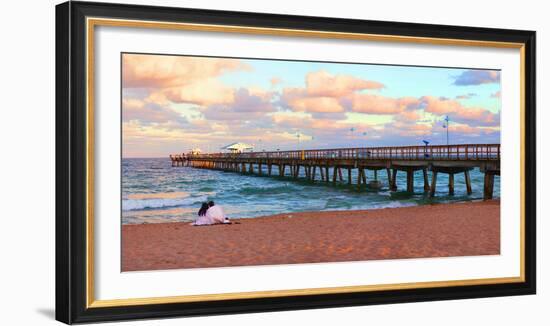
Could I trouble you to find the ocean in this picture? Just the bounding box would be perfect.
[122,158,500,225]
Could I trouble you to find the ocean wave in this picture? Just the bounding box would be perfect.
[370,201,418,209]
[122,195,208,211]
[126,191,189,200]
[238,185,297,195]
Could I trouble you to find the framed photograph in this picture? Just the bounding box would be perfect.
[56,1,536,324]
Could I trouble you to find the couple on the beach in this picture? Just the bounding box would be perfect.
[193,200,231,226]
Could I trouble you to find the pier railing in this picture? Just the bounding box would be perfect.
[175,144,500,161]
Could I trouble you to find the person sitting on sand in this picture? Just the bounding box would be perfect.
[198,202,209,217]
[205,201,231,224]
[193,202,214,226]
[192,201,230,226]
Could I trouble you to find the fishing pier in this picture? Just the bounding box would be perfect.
[170,144,500,199]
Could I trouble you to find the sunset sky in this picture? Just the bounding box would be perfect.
[122,53,501,158]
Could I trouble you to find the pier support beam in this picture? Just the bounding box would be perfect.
[333,166,337,183]
[430,166,474,197]
[325,166,330,183]
[423,168,430,192]
[484,172,496,200]
[391,169,398,191]
[348,168,352,185]
[448,173,455,196]
[406,169,414,192]
[430,171,438,197]
[312,166,316,181]
[465,170,472,195]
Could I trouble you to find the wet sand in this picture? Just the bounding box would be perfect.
[122,200,500,271]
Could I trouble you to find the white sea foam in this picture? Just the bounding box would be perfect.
[371,201,418,209]
[122,195,208,211]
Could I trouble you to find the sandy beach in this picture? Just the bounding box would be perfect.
[122,200,500,272]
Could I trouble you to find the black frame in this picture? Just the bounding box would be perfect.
[56,1,536,324]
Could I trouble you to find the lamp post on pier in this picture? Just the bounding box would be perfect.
[442,115,450,146]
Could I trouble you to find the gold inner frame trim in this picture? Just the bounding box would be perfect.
[85,17,526,309]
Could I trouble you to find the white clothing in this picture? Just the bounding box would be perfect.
[205,205,226,224]
[192,205,227,225]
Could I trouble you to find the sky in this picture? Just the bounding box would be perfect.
[122,53,501,158]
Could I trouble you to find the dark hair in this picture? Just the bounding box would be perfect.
[198,202,209,216]
[207,201,215,207]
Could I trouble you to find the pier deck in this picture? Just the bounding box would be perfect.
[170,144,500,199]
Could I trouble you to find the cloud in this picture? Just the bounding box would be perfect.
[161,78,235,106]
[392,122,432,136]
[420,96,499,126]
[201,88,275,121]
[280,71,386,115]
[122,54,250,89]
[271,113,307,128]
[290,96,344,113]
[347,94,420,114]
[395,110,422,122]
[310,112,348,120]
[270,77,282,87]
[305,70,384,97]
[456,93,477,99]
[281,88,345,113]
[271,113,372,134]
[453,70,500,86]
[231,88,275,113]
[122,98,187,126]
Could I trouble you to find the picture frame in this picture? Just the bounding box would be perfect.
[56,1,536,324]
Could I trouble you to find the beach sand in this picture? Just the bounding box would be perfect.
[122,200,500,271]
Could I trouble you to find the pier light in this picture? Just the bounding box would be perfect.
[442,115,450,146]
[422,140,430,158]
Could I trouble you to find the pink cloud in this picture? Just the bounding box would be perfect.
[122,98,187,125]
[280,71,385,115]
[201,88,275,121]
[448,124,480,134]
[272,114,373,135]
[162,79,235,106]
[395,110,422,121]
[270,77,282,87]
[281,88,345,113]
[290,96,345,113]
[421,96,499,126]
[348,94,420,114]
[305,70,384,97]
[122,54,250,89]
